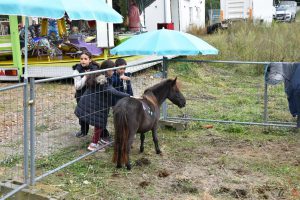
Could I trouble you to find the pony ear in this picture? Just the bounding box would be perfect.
[172,77,177,86]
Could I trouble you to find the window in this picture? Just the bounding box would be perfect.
[189,7,193,23]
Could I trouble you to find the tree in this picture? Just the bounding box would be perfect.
[205,0,220,9]
[205,0,220,25]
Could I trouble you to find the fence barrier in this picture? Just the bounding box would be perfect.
[0,58,297,199]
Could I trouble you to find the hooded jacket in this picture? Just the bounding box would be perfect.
[73,63,98,100]
[267,62,300,117]
[75,74,130,127]
[111,71,134,105]
[285,63,300,117]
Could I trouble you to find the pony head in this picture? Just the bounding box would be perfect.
[167,77,186,108]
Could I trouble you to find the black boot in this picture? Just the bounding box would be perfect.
[75,131,87,138]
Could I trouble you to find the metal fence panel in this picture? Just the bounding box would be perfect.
[0,58,297,199]
[0,83,29,199]
[165,59,296,127]
[31,63,164,184]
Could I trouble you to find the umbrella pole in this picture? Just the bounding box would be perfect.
[162,56,168,78]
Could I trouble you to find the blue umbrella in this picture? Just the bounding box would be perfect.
[0,0,122,22]
[111,29,218,56]
[62,0,122,22]
[0,0,122,80]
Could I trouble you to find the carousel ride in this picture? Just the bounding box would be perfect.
[0,16,108,65]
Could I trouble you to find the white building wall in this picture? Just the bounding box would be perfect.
[179,0,205,31]
[97,0,114,47]
[144,0,205,32]
[252,0,274,23]
[144,0,165,32]
[179,0,190,32]
[195,0,206,28]
[171,0,180,30]
[220,0,273,23]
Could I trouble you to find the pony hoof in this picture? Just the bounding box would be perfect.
[156,150,162,154]
[126,164,132,170]
[139,148,144,153]
[116,165,122,169]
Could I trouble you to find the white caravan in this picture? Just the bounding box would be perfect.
[220,0,274,24]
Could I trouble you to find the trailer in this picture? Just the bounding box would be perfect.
[220,0,274,26]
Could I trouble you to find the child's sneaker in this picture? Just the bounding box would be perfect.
[87,143,105,152]
[99,137,112,146]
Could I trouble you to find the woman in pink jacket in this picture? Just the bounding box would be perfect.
[128,0,140,32]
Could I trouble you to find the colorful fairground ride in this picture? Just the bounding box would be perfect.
[0,14,140,81]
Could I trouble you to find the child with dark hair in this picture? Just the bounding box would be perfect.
[72,51,100,138]
[112,58,133,104]
[75,59,131,151]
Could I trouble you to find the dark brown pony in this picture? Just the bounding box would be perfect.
[112,77,186,170]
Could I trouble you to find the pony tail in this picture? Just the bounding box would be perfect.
[112,107,129,165]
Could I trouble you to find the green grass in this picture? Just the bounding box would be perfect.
[189,21,300,74]
[297,10,300,22]
[0,155,22,168]
[168,61,293,124]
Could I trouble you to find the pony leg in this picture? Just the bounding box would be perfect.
[126,131,135,170]
[116,145,122,168]
[152,129,161,154]
[140,133,145,153]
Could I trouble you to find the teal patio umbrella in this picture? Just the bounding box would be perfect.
[0,0,123,79]
[110,28,218,125]
[110,29,218,56]
[0,0,122,22]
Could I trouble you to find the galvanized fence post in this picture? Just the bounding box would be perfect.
[29,78,36,185]
[23,17,30,185]
[263,64,269,123]
[23,79,29,184]
[162,56,168,120]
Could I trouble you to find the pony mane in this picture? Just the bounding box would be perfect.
[144,79,169,93]
[142,91,158,107]
[142,78,180,105]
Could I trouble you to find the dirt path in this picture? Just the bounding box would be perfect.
[99,128,300,200]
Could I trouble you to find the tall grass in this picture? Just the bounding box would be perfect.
[204,21,300,62]
[189,21,300,74]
